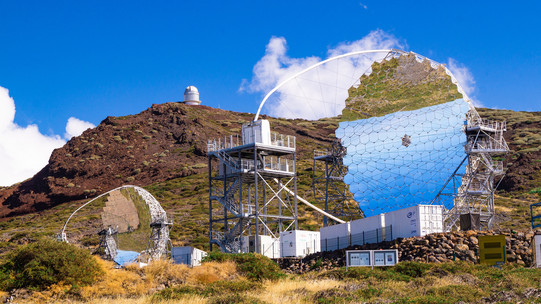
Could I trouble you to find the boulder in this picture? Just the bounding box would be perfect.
[455,244,469,251]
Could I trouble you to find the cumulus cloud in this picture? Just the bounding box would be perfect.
[65,117,95,139]
[240,30,404,120]
[447,58,481,107]
[0,87,94,186]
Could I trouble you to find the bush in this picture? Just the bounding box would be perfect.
[151,280,260,302]
[425,284,485,303]
[203,252,284,281]
[208,294,267,304]
[0,238,103,291]
[391,261,430,278]
[317,266,411,282]
[429,261,472,276]
[152,285,204,302]
[204,280,260,295]
[203,251,230,263]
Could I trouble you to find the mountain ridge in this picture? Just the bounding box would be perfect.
[0,102,336,219]
[0,102,539,251]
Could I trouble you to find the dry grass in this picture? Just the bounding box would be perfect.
[39,295,206,304]
[495,205,513,212]
[375,279,409,298]
[6,260,541,304]
[250,278,346,304]
[185,260,238,284]
[80,259,149,299]
[124,259,190,286]
[14,259,237,303]
[76,259,236,301]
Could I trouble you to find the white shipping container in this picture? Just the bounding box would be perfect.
[350,214,385,234]
[350,214,386,245]
[241,235,281,259]
[280,230,320,257]
[384,205,443,239]
[320,222,350,251]
[242,120,271,145]
[171,247,207,267]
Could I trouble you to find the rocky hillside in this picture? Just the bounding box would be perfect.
[0,103,336,219]
[478,108,541,193]
[0,102,539,252]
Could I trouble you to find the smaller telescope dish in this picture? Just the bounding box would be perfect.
[60,185,171,265]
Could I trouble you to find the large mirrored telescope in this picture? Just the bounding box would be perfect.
[336,99,469,216]
[253,50,497,226]
[336,53,468,216]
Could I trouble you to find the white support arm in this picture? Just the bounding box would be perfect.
[274,178,345,224]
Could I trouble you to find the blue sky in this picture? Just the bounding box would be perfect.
[0,0,539,185]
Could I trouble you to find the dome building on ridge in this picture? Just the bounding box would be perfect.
[183,86,201,105]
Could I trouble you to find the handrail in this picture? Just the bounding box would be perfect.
[208,132,296,152]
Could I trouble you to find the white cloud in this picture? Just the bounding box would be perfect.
[240,30,404,120]
[447,58,482,107]
[65,117,95,139]
[0,86,94,186]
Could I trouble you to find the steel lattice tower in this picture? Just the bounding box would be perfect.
[313,140,364,227]
[207,131,298,253]
[433,113,509,231]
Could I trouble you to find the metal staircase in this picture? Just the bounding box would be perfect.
[217,149,240,170]
[211,179,242,216]
[208,123,297,255]
[438,116,509,231]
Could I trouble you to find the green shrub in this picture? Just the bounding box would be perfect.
[317,266,409,282]
[425,284,485,303]
[429,261,472,276]
[208,294,267,304]
[0,238,103,291]
[203,251,229,263]
[204,280,260,295]
[311,287,355,303]
[152,285,204,301]
[203,252,284,281]
[151,280,260,302]
[391,261,430,278]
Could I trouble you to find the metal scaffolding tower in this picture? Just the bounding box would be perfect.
[313,140,364,227]
[97,227,118,260]
[146,219,173,260]
[207,127,298,253]
[433,114,509,231]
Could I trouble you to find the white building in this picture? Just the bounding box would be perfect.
[241,235,280,259]
[171,246,207,267]
[183,86,201,105]
[280,230,320,257]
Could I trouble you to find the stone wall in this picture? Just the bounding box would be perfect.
[275,229,538,274]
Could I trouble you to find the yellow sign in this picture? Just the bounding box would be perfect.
[479,235,506,265]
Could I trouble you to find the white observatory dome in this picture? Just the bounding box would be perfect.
[183,86,201,105]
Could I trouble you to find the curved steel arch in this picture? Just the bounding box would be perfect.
[253,48,478,122]
[60,185,167,243]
